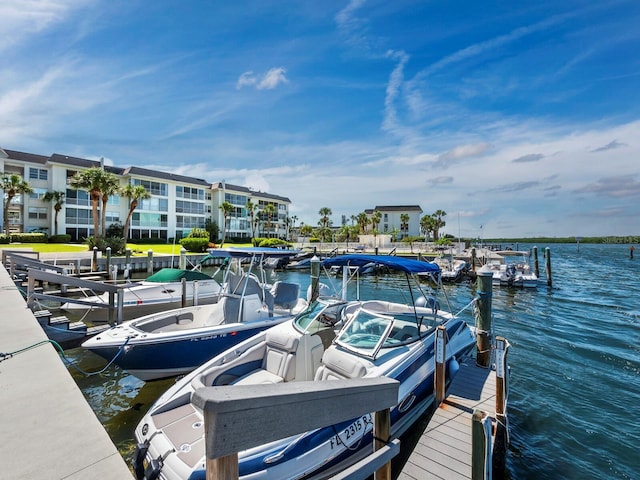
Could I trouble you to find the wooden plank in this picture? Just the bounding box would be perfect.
[399,358,498,480]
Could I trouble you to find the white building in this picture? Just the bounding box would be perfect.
[364,205,424,238]
[0,148,291,242]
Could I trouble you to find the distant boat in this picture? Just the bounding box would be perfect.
[489,250,538,288]
[132,254,476,480]
[81,248,309,381]
[431,256,469,283]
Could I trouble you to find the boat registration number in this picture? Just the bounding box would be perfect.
[329,414,372,450]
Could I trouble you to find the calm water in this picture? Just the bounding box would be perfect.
[64,244,640,479]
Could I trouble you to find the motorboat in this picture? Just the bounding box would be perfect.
[284,250,315,270]
[132,254,476,480]
[61,255,226,312]
[81,248,309,381]
[489,250,538,288]
[431,256,469,282]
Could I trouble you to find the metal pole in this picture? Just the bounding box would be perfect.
[310,256,320,302]
[545,247,552,287]
[147,249,153,275]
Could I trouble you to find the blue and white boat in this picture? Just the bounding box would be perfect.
[132,255,476,479]
[81,248,309,381]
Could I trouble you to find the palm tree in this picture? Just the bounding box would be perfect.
[356,212,370,234]
[69,167,117,240]
[43,191,65,236]
[1,173,33,234]
[431,210,447,241]
[245,200,258,240]
[100,173,121,237]
[420,214,436,242]
[120,184,151,242]
[219,201,234,246]
[300,224,313,247]
[370,210,382,247]
[318,207,332,230]
[400,213,409,239]
[262,203,277,238]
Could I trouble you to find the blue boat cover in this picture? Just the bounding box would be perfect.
[322,254,440,274]
[201,247,299,261]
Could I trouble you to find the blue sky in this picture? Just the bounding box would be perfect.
[2,0,640,239]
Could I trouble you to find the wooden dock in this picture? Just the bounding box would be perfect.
[398,349,508,480]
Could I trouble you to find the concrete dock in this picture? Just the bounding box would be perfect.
[0,265,132,479]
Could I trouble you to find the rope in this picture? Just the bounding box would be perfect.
[0,337,131,377]
[454,296,478,317]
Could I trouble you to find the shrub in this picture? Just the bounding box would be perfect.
[258,238,291,248]
[10,233,47,243]
[187,228,210,238]
[179,237,209,252]
[85,235,127,255]
[48,234,72,243]
[0,234,9,244]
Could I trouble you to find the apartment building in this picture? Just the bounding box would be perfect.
[0,148,291,242]
[364,205,424,238]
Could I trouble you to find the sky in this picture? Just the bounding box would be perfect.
[2,0,640,239]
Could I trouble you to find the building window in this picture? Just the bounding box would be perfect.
[131,179,167,196]
[66,189,91,206]
[138,198,168,212]
[176,200,205,215]
[29,168,48,181]
[225,193,248,205]
[29,188,48,200]
[176,185,205,201]
[28,207,48,220]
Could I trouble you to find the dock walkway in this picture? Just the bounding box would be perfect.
[0,265,132,479]
[398,357,500,480]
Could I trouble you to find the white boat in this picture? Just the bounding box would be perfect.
[61,256,226,311]
[432,256,469,282]
[132,255,476,480]
[81,248,310,381]
[489,250,538,288]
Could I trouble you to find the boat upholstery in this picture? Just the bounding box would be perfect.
[271,281,301,310]
[232,328,299,385]
[314,347,368,381]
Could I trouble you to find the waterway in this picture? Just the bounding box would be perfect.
[63,243,640,479]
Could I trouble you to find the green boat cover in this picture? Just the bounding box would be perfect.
[145,268,212,283]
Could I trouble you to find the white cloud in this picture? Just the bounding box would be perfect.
[236,68,289,90]
[0,0,91,52]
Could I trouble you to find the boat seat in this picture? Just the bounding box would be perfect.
[271,281,300,310]
[314,347,367,381]
[232,328,299,385]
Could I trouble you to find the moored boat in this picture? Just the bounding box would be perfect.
[81,248,309,381]
[132,255,476,479]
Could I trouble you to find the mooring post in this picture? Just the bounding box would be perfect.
[434,325,447,405]
[471,247,477,272]
[117,289,124,324]
[532,246,539,278]
[194,280,199,306]
[545,247,552,287]
[92,246,98,272]
[105,247,111,274]
[374,408,392,480]
[147,249,153,275]
[180,247,187,270]
[475,267,493,368]
[471,409,492,480]
[182,277,187,307]
[310,256,321,302]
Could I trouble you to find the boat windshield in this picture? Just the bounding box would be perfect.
[334,305,439,358]
[333,308,397,358]
[293,297,349,334]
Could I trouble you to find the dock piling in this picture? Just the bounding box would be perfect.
[475,268,493,368]
[532,246,539,278]
[434,325,447,405]
[545,247,552,287]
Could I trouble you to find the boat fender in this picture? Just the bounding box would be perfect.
[132,441,149,479]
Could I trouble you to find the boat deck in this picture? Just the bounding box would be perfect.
[398,356,502,479]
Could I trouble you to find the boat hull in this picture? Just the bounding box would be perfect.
[84,316,290,381]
